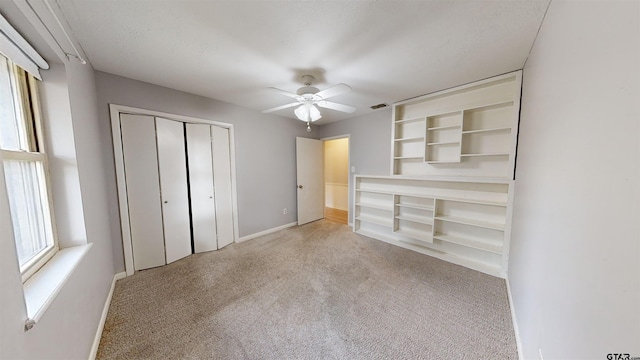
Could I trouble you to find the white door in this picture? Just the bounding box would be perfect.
[296,137,324,225]
[212,126,234,248]
[120,114,166,270]
[186,123,218,253]
[156,117,192,264]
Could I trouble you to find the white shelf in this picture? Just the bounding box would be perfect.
[365,75,521,271]
[355,215,393,227]
[426,159,460,164]
[434,233,502,254]
[426,124,461,131]
[465,100,514,112]
[444,252,501,276]
[394,156,424,160]
[394,192,429,198]
[426,141,460,146]
[399,101,515,122]
[394,192,434,199]
[462,127,511,135]
[435,215,505,231]
[395,203,434,211]
[358,190,504,207]
[395,117,425,124]
[355,227,500,277]
[355,203,393,211]
[395,229,433,243]
[460,153,510,157]
[437,196,506,207]
[395,214,433,225]
[394,136,424,142]
[391,72,520,179]
[356,189,392,195]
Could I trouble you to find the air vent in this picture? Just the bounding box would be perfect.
[370,103,388,110]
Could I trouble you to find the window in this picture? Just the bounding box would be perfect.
[0,54,57,281]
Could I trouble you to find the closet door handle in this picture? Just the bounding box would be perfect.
[298,185,303,189]
[164,201,168,204]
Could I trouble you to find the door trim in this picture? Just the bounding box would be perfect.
[110,104,240,276]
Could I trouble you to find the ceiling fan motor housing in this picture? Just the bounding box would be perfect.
[297,86,320,96]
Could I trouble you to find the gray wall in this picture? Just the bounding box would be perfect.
[318,109,392,224]
[94,72,316,272]
[0,40,116,360]
[508,1,640,359]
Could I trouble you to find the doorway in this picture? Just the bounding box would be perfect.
[323,136,349,225]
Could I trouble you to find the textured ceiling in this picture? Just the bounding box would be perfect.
[56,0,549,124]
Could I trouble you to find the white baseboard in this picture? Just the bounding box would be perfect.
[89,271,126,360]
[238,222,297,243]
[506,277,523,360]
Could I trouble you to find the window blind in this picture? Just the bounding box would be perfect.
[0,12,48,79]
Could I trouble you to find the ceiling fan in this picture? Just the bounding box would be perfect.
[262,75,356,131]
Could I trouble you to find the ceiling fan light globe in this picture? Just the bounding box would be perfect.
[309,104,322,122]
[294,104,309,122]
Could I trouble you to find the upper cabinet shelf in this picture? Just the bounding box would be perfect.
[391,71,522,179]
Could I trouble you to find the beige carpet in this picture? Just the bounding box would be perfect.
[98,220,517,359]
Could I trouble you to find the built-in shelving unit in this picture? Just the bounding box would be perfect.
[355,71,521,278]
[391,71,522,178]
[354,175,514,277]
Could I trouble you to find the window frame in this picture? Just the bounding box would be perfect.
[1,56,59,282]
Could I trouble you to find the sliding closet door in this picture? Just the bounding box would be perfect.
[212,126,234,248]
[156,118,192,264]
[120,114,165,270]
[186,123,218,253]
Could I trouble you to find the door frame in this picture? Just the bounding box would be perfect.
[110,104,240,276]
[321,134,351,226]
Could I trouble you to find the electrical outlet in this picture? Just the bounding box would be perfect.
[283,208,287,215]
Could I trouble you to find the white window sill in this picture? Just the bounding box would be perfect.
[23,243,92,331]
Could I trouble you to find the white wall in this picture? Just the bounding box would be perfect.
[318,109,392,223]
[0,3,117,358]
[508,1,640,359]
[94,72,316,272]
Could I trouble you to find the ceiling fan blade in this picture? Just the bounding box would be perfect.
[317,101,356,113]
[315,83,351,99]
[262,102,300,113]
[267,87,301,99]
